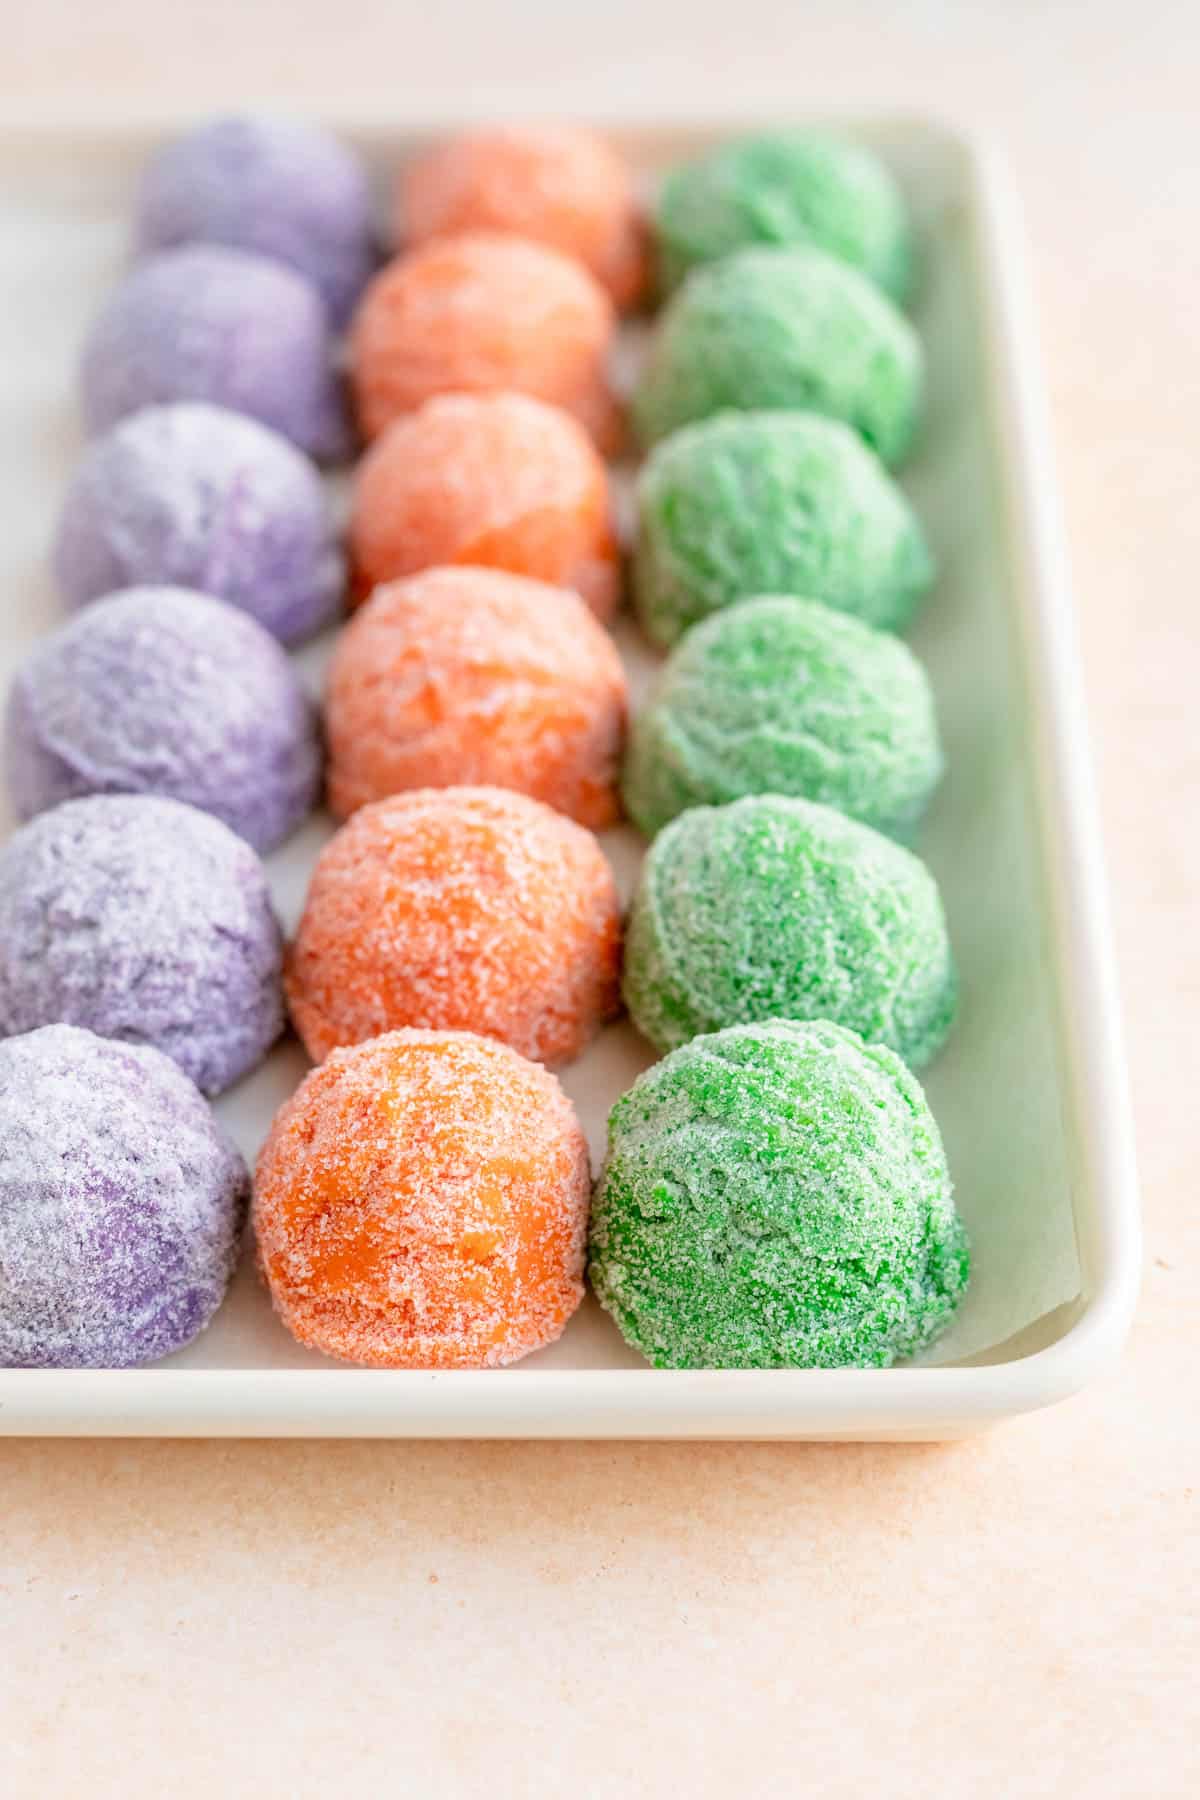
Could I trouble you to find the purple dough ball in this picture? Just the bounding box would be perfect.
[135,114,377,327]
[0,1023,247,1367]
[4,586,322,852]
[79,245,352,460]
[53,403,344,644]
[0,795,284,1095]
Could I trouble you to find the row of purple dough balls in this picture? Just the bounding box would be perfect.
[0,116,383,1367]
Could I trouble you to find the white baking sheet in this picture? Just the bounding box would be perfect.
[0,119,1135,1435]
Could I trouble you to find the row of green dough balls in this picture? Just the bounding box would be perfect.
[584,137,969,1371]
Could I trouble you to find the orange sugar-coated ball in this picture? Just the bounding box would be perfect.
[348,231,620,450]
[285,786,621,1066]
[254,1028,590,1368]
[348,392,620,619]
[399,125,649,311]
[326,567,628,827]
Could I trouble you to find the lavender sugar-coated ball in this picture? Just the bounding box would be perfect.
[0,1024,247,1367]
[4,586,322,852]
[53,403,344,644]
[0,796,284,1095]
[135,114,377,327]
[79,245,351,460]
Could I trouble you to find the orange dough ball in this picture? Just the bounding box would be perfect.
[348,231,620,449]
[326,567,628,828]
[348,392,620,619]
[254,1028,590,1368]
[399,125,648,311]
[286,786,621,1066]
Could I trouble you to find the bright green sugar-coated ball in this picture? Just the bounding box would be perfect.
[632,244,923,463]
[588,1018,969,1369]
[623,595,943,840]
[654,130,914,303]
[633,410,933,647]
[623,793,957,1067]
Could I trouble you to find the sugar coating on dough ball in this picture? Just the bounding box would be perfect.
[53,403,343,644]
[623,793,956,1067]
[0,795,283,1096]
[588,1018,968,1369]
[634,410,933,646]
[654,130,913,302]
[254,1028,590,1368]
[623,594,942,839]
[349,392,620,619]
[80,245,351,460]
[349,231,619,449]
[632,244,923,463]
[400,124,647,309]
[135,113,377,326]
[327,568,628,827]
[5,586,322,853]
[0,1024,247,1367]
[286,787,621,1066]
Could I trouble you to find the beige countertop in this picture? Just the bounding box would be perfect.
[1,3,1195,1794]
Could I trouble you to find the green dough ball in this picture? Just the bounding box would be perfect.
[632,245,923,463]
[588,1018,969,1369]
[634,410,933,646]
[623,595,943,839]
[655,131,914,303]
[623,794,957,1067]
